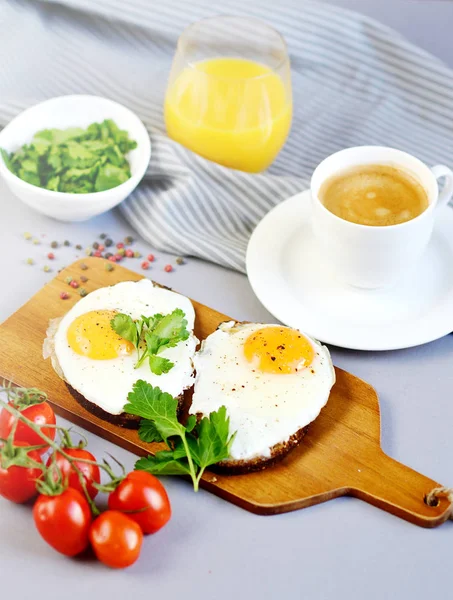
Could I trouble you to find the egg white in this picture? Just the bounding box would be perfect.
[46,279,197,415]
[190,321,335,462]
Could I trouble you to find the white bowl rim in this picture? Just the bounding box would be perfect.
[0,94,151,203]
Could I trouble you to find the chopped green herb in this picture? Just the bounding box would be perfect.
[111,309,189,375]
[124,380,235,491]
[1,120,137,194]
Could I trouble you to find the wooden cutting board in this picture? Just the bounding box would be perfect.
[0,257,450,527]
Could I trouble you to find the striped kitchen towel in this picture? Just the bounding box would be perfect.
[1,0,453,272]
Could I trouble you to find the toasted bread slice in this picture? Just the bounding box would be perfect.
[209,423,309,475]
[66,383,186,429]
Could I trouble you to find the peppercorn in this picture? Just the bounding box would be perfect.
[60,291,70,300]
[65,276,73,285]
[51,241,58,249]
[80,263,88,270]
[164,264,173,273]
[105,262,114,272]
[23,232,32,240]
[147,254,155,262]
[79,288,88,297]
[93,241,99,250]
[70,280,79,289]
[105,238,113,247]
[64,240,70,247]
[125,249,134,258]
[26,258,34,265]
[141,261,150,270]
[124,236,134,245]
[80,275,88,283]
[175,257,185,265]
[43,265,51,273]
[134,251,141,258]
[47,252,55,260]
[76,244,82,250]
[100,233,107,240]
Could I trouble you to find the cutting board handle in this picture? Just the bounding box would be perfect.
[350,450,451,527]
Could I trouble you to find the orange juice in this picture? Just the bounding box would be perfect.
[164,58,292,172]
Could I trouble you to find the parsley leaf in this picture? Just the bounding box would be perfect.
[124,380,236,491]
[138,419,163,443]
[124,380,186,444]
[110,313,138,348]
[135,452,192,476]
[186,407,235,472]
[148,355,174,375]
[111,309,190,376]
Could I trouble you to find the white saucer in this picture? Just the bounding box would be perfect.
[246,190,453,351]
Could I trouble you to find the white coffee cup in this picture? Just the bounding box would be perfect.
[311,146,453,289]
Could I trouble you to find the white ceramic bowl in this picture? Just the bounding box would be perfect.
[0,95,151,221]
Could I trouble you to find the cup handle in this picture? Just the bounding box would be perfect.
[431,165,453,209]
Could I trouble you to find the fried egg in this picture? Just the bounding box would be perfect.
[190,322,335,462]
[43,280,197,415]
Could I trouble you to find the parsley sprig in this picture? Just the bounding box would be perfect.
[111,309,190,375]
[124,380,236,491]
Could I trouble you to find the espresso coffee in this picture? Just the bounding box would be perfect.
[319,164,429,226]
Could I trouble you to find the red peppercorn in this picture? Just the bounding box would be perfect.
[47,252,55,260]
[98,244,105,252]
[93,250,102,257]
[141,261,150,270]
[147,254,155,262]
[114,254,123,262]
[164,264,173,273]
[70,280,79,289]
[108,255,117,262]
[116,242,124,249]
[125,249,134,258]
[60,291,70,300]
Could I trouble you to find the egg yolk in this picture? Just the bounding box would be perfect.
[67,310,134,360]
[243,327,314,374]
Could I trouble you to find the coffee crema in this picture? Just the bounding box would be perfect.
[319,164,429,226]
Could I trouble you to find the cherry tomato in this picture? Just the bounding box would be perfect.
[108,470,171,534]
[46,447,100,500]
[33,488,91,556]
[0,401,56,454]
[0,442,42,503]
[90,510,143,569]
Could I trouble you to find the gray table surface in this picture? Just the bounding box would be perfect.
[1,1,453,598]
